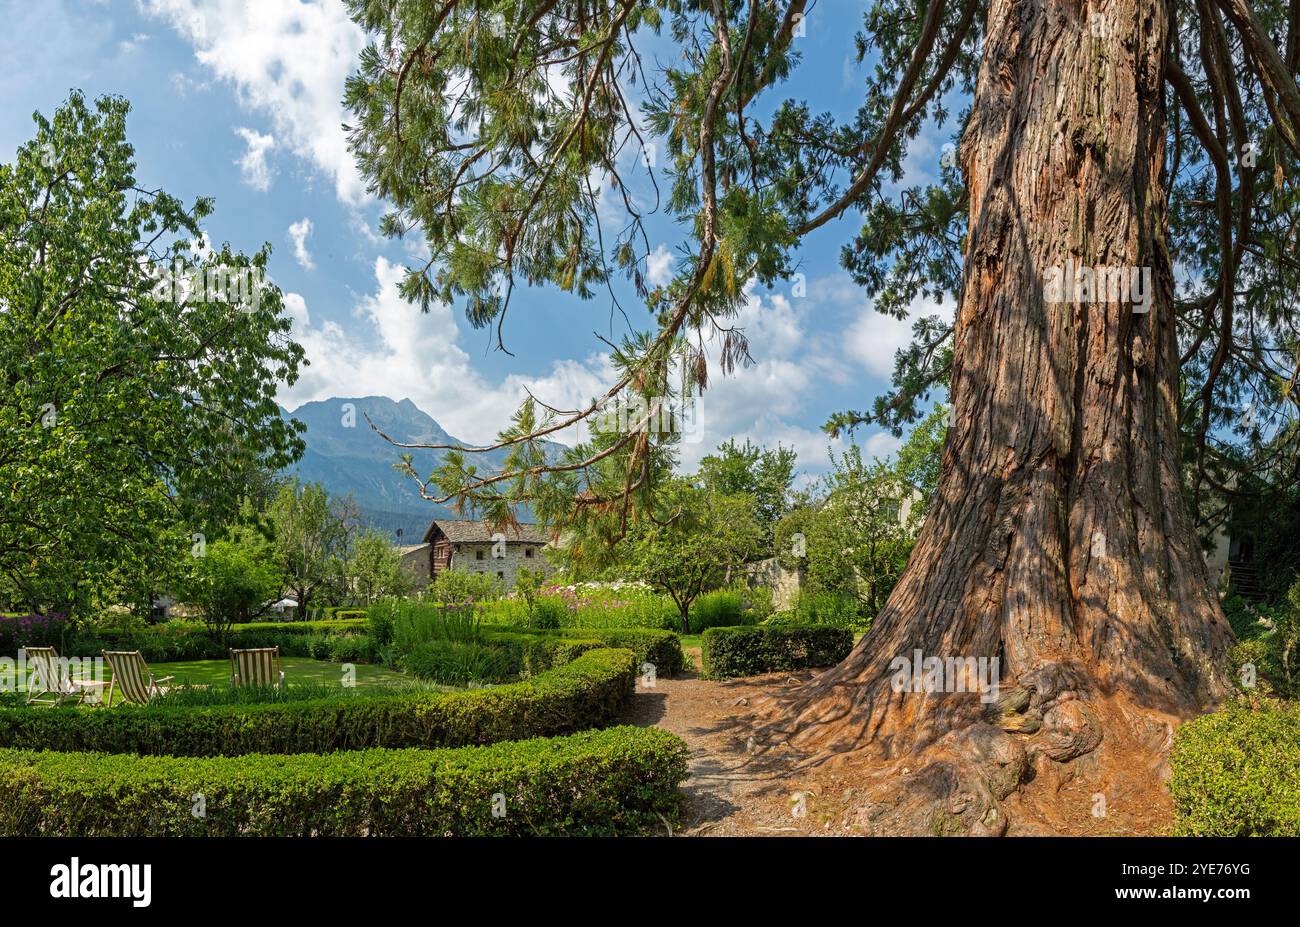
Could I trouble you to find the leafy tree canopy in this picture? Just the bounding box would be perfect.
[698,438,796,555]
[620,478,760,632]
[342,0,1300,548]
[0,92,304,615]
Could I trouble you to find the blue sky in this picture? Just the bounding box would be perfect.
[0,0,954,480]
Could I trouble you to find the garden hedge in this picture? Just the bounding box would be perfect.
[483,632,606,678]
[488,626,684,677]
[1169,699,1300,836]
[701,625,854,679]
[64,619,370,663]
[0,726,689,836]
[0,648,638,756]
[403,634,604,685]
[229,618,369,635]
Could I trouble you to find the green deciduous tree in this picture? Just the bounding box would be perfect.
[698,439,797,557]
[347,528,411,605]
[0,92,304,616]
[173,529,283,641]
[268,480,357,617]
[777,444,922,620]
[622,481,760,633]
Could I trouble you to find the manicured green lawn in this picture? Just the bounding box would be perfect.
[151,657,407,688]
[5,657,407,692]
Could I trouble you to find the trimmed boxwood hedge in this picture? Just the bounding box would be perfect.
[1170,699,1300,836]
[0,726,689,836]
[0,648,637,757]
[487,626,684,677]
[483,632,605,678]
[701,625,853,679]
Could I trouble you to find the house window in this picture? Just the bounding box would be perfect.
[525,547,534,559]
[476,549,485,561]
[497,571,504,580]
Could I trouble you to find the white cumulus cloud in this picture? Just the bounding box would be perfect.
[646,244,675,286]
[143,0,368,204]
[287,218,314,270]
[233,126,275,191]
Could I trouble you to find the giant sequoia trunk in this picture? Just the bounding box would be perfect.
[764,0,1234,834]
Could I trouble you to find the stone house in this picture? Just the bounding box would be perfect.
[405,519,554,589]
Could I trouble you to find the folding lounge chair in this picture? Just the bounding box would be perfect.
[102,650,175,706]
[229,645,285,689]
[24,646,109,706]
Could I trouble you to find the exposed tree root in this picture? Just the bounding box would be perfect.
[747,664,1212,835]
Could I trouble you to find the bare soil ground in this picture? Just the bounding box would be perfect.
[619,648,1170,836]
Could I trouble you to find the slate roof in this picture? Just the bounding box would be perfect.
[422,519,550,545]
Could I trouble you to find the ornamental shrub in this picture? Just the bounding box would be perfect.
[701,625,853,679]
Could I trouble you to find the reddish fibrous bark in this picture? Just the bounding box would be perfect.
[760,0,1234,835]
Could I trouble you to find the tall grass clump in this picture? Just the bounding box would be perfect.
[390,602,483,653]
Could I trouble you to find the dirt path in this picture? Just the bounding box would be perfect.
[620,651,864,836]
[619,649,1168,836]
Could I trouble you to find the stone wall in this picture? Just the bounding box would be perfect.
[743,557,801,610]
[399,544,432,589]
[450,542,555,589]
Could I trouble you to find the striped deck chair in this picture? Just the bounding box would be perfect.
[24,646,109,706]
[230,646,285,689]
[102,650,174,706]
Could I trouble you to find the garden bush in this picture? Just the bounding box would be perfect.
[0,725,689,836]
[386,601,483,655]
[688,588,750,632]
[1169,699,1300,836]
[486,626,683,677]
[482,632,605,678]
[0,613,71,654]
[529,596,567,630]
[481,584,679,630]
[701,625,854,679]
[61,619,371,663]
[403,631,612,685]
[0,648,638,756]
[405,640,516,686]
[1222,595,1276,641]
[743,585,775,622]
[324,634,374,664]
[785,590,868,629]
[368,601,396,645]
[298,633,376,663]
[1220,584,1300,698]
[426,569,506,604]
